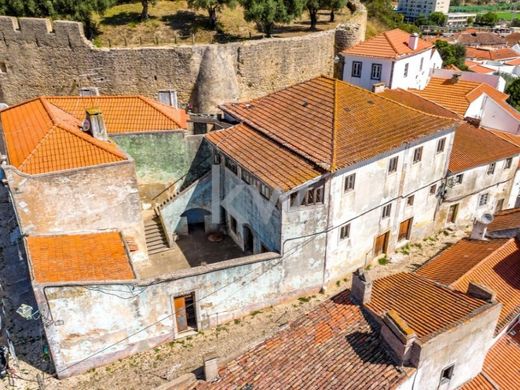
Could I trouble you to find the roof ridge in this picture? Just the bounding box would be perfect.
[18,124,61,172]
[138,96,184,128]
[383,30,400,55]
[331,79,338,171]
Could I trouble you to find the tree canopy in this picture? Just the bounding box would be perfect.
[506,78,520,111]
[364,0,419,33]
[240,0,305,37]
[188,0,237,29]
[434,40,467,70]
[475,12,498,26]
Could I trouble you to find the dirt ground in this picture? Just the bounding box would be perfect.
[92,1,354,47]
[3,225,469,390]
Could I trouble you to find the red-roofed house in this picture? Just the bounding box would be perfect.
[341,29,442,91]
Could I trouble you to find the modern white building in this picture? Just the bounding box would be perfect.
[397,0,450,21]
[447,12,477,28]
[341,29,442,91]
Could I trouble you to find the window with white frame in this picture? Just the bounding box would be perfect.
[455,174,463,184]
[371,63,382,80]
[505,157,513,169]
[413,147,423,163]
[388,156,398,173]
[479,193,489,206]
[436,137,446,153]
[430,184,437,195]
[352,61,362,78]
[487,162,496,175]
[382,203,392,219]
[407,195,414,206]
[404,63,409,78]
[259,182,272,200]
[340,223,350,240]
[420,57,424,71]
[344,173,356,192]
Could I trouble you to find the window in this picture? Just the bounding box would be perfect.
[241,168,253,184]
[440,365,455,384]
[352,61,362,78]
[371,63,382,80]
[259,182,272,200]
[382,203,392,219]
[420,57,424,71]
[436,137,446,153]
[479,193,489,206]
[388,156,399,173]
[340,223,350,240]
[404,63,409,78]
[430,184,437,195]
[344,173,356,192]
[487,163,496,175]
[173,293,197,333]
[292,186,324,207]
[452,174,463,185]
[225,157,237,175]
[496,198,505,212]
[505,157,513,169]
[229,215,237,233]
[413,147,423,163]
[213,152,221,164]
[407,195,414,206]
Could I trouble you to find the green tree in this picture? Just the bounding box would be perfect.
[240,0,305,37]
[435,40,467,69]
[0,0,116,37]
[324,0,346,22]
[188,0,237,29]
[306,0,323,30]
[429,11,447,27]
[140,0,157,21]
[506,78,520,110]
[364,0,417,32]
[512,18,520,27]
[467,16,475,25]
[476,12,498,26]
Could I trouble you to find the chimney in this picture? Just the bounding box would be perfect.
[470,213,494,240]
[467,282,496,302]
[351,268,373,305]
[451,73,462,83]
[203,353,219,382]
[79,87,99,97]
[84,108,108,141]
[372,82,386,94]
[380,310,417,366]
[409,33,419,50]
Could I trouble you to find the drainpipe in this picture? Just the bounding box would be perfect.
[321,175,334,292]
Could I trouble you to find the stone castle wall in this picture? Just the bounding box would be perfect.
[0,2,366,112]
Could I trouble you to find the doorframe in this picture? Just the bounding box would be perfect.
[447,203,459,224]
[398,217,413,242]
[374,230,390,257]
[171,290,200,338]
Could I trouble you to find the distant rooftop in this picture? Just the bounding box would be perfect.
[488,207,520,233]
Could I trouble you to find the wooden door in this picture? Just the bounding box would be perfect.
[398,218,413,241]
[174,296,188,332]
[374,232,389,257]
[447,204,458,224]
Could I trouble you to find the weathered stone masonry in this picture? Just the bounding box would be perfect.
[0,3,366,112]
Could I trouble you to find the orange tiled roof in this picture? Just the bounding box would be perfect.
[380,89,461,119]
[448,123,520,173]
[366,272,489,340]
[46,96,187,132]
[488,208,520,233]
[489,129,520,147]
[463,324,520,390]
[415,77,520,119]
[0,98,128,174]
[26,232,135,284]
[206,123,323,191]
[196,290,412,389]
[466,47,520,60]
[416,238,520,333]
[219,77,455,176]
[506,57,520,66]
[342,29,432,59]
[465,60,495,74]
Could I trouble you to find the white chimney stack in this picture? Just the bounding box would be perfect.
[409,33,419,50]
[84,108,108,141]
[470,213,494,240]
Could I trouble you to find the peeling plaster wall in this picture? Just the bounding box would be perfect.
[437,155,519,228]
[3,162,147,259]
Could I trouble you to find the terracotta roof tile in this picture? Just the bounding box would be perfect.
[466,47,520,60]
[197,290,412,389]
[46,96,187,132]
[489,129,520,147]
[506,57,520,66]
[366,272,489,340]
[488,208,520,232]
[380,89,461,119]
[26,232,135,284]
[342,29,432,59]
[220,77,455,173]
[463,324,520,390]
[206,123,323,191]
[0,98,127,174]
[416,238,520,333]
[465,60,495,74]
[448,123,520,173]
[456,32,506,46]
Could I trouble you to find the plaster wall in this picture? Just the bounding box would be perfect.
[432,69,505,91]
[480,96,520,134]
[2,162,147,260]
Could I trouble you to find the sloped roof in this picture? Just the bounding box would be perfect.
[489,129,520,147]
[416,238,520,333]
[466,47,519,60]
[456,32,506,46]
[462,323,520,390]
[26,232,135,284]
[0,98,127,174]
[465,60,495,74]
[196,290,412,389]
[448,123,520,173]
[46,96,187,132]
[219,77,455,176]
[506,57,520,66]
[488,208,520,233]
[365,272,490,341]
[206,123,323,191]
[380,88,461,119]
[342,29,432,59]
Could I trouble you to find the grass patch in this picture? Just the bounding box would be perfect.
[378,255,390,265]
[234,319,241,325]
[298,296,311,303]
[251,310,263,317]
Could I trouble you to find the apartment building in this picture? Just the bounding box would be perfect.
[397,0,450,21]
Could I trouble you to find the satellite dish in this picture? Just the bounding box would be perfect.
[82,118,91,132]
[478,213,494,225]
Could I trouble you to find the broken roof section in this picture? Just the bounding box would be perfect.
[26,232,135,284]
[342,28,432,59]
[197,290,413,389]
[213,76,455,190]
[417,238,520,334]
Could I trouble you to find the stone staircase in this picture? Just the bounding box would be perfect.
[145,217,170,255]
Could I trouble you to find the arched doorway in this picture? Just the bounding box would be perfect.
[181,208,211,234]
